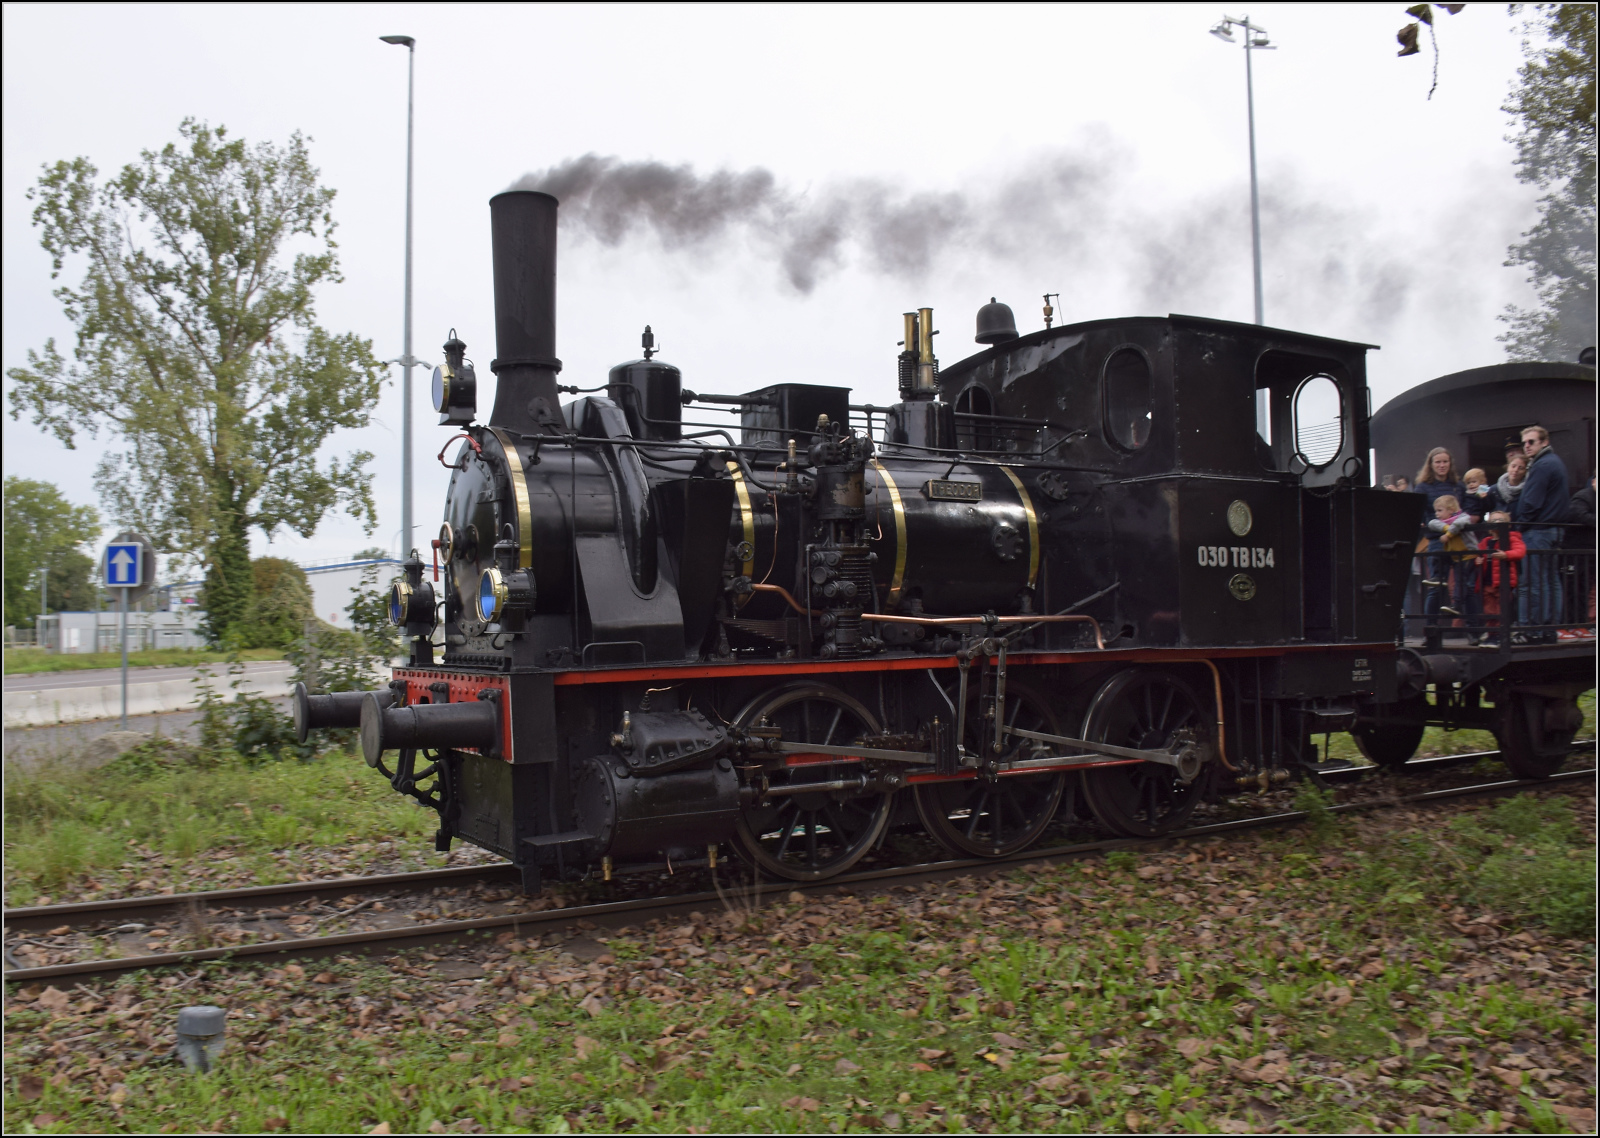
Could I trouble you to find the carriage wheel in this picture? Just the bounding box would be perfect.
[731,684,894,882]
[914,683,1068,858]
[1080,669,1212,838]
[1494,692,1577,781]
[1351,700,1427,770]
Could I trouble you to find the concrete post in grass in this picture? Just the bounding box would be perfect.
[175,1006,227,1072]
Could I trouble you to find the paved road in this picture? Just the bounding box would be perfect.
[3,660,295,728]
[3,659,289,693]
[3,699,293,767]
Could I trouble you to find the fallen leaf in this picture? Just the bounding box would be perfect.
[497,1033,520,1047]
[18,1075,43,1102]
[1038,1052,1070,1064]
[448,1052,472,1063]
[1358,960,1385,979]
[1144,955,1160,975]
[1126,1111,1145,1130]
[1176,1037,1210,1059]
[909,1062,935,1072]
[1036,1074,1074,1092]
[787,892,806,903]
[368,1124,392,1135]
[1256,1061,1290,1083]
[1490,1066,1522,1089]
[284,963,305,979]
[579,994,605,1018]
[48,925,70,936]
[982,1051,1013,1071]
[313,972,335,984]
[883,1113,903,1129]
[1215,1120,1254,1134]
[36,987,70,1013]
[835,1058,862,1075]
[992,1032,1026,1049]
[428,1123,446,1135]
[785,1063,803,1076]
[918,1048,947,1061]
[1324,986,1353,1007]
[32,1116,60,1129]
[574,1036,600,1061]
[783,1096,821,1112]
[262,1117,287,1131]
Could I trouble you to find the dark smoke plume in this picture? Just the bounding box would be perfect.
[510,152,1424,336]
[511,154,1105,293]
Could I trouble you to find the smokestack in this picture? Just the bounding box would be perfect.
[488,190,564,434]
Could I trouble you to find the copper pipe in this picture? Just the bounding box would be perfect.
[1196,657,1234,770]
[750,583,820,615]
[744,583,1224,770]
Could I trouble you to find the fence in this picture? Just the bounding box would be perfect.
[1403,521,1596,648]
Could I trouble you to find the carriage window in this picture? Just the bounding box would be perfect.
[1293,374,1343,467]
[1103,347,1152,451]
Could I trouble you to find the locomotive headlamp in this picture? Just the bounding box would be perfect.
[433,330,477,426]
[479,566,508,623]
[478,565,536,624]
[390,579,413,626]
[389,577,436,627]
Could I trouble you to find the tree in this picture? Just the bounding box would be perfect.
[6,119,385,646]
[230,557,315,649]
[1499,4,1597,361]
[2,477,101,629]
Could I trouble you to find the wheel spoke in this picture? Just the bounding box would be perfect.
[1156,685,1176,734]
[822,706,844,746]
[773,812,800,860]
[804,817,819,864]
[965,789,991,839]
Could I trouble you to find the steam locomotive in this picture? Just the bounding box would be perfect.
[296,189,1593,891]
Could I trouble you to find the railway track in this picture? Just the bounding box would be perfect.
[5,748,1592,986]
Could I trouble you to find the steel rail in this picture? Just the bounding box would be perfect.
[6,740,1588,935]
[5,763,1591,985]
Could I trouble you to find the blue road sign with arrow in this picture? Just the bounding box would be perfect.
[105,542,142,588]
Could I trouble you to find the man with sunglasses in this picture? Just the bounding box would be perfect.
[1510,426,1571,643]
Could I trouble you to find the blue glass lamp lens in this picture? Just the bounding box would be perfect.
[479,573,497,621]
[431,367,446,412]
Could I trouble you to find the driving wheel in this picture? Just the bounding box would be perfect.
[1080,668,1213,837]
[731,684,894,881]
[914,682,1068,857]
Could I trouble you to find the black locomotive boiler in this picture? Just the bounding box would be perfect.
[296,189,1595,892]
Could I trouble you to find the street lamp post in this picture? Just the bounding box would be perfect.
[381,34,419,556]
[1209,15,1275,327]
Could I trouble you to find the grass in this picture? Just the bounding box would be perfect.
[4,788,1594,1134]
[3,646,285,675]
[2,744,439,906]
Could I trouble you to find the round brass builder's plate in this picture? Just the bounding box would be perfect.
[1227,499,1253,537]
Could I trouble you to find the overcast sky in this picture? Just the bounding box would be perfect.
[1,3,1549,582]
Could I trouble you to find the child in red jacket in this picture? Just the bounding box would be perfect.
[1475,511,1525,646]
